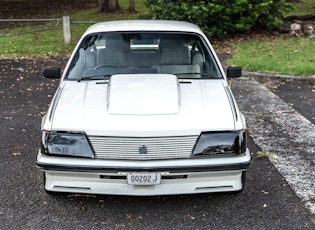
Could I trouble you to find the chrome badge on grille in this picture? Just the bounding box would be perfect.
[139,145,148,154]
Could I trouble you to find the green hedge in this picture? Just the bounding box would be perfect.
[143,0,289,37]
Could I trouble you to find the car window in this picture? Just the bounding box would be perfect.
[65,32,222,80]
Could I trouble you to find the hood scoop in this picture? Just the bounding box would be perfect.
[108,74,180,115]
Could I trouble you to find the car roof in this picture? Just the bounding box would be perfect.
[84,20,203,35]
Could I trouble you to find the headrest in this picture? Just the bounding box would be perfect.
[105,34,130,52]
[162,45,191,65]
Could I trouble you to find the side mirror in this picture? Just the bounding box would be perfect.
[43,68,61,79]
[227,67,242,78]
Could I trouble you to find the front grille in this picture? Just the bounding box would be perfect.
[88,136,198,160]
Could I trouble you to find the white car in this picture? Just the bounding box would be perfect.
[36,20,251,195]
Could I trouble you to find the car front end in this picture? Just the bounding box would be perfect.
[36,20,251,195]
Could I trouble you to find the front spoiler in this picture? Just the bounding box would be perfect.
[36,150,252,174]
[38,150,251,195]
[43,170,246,195]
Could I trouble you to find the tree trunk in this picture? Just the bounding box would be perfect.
[108,0,119,12]
[98,0,108,11]
[129,0,135,12]
[99,0,118,12]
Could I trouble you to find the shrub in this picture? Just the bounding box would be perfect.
[143,0,288,37]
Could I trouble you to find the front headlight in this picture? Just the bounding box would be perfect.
[41,131,95,158]
[192,130,246,157]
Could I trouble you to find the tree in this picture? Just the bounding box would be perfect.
[99,0,119,12]
[99,0,135,12]
[129,0,135,11]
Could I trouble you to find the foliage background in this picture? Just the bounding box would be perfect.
[143,0,288,38]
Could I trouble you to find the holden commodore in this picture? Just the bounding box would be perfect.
[36,20,251,195]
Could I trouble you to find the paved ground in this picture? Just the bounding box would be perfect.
[0,58,314,229]
[272,80,314,123]
[232,78,315,215]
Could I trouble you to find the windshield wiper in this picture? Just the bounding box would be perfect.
[77,75,110,82]
[174,73,219,79]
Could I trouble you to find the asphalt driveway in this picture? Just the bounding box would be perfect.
[0,58,314,229]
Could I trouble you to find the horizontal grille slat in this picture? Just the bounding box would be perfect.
[88,136,198,160]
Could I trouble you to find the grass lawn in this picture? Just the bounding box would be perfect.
[0,0,145,58]
[227,37,315,76]
[284,0,315,17]
[227,0,315,76]
[0,0,314,76]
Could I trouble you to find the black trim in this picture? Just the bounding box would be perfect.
[192,131,246,155]
[225,85,238,122]
[41,132,95,158]
[36,158,251,174]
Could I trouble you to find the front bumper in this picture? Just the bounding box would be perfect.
[37,150,251,195]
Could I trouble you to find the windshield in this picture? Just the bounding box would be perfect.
[65,32,223,80]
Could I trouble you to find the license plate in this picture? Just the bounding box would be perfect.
[127,172,161,185]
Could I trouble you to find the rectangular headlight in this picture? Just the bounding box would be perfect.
[41,131,95,158]
[192,130,246,157]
